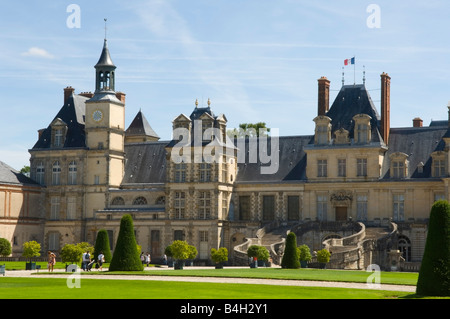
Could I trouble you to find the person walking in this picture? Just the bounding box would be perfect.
[97,251,105,271]
[47,251,56,272]
[82,251,90,271]
[145,252,151,267]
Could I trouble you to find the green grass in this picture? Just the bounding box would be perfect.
[93,267,418,286]
[0,277,413,299]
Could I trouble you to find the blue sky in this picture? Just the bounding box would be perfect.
[1,0,450,170]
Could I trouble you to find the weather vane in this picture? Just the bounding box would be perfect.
[104,18,107,40]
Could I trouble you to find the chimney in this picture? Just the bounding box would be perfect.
[115,91,126,104]
[64,86,75,104]
[413,117,423,128]
[317,76,330,116]
[380,73,391,144]
[79,92,94,98]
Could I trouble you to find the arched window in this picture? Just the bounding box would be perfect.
[133,196,147,205]
[68,161,77,185]
[111,197,125,206]
[156,196,165,205]
[398,235,411,262]
[35,161,45,185]
[52,161,61,185]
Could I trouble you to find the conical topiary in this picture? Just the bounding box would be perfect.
[416,200,450,296]
[281,232,300,269]
[93,229,112,263]
[109,214,143,271]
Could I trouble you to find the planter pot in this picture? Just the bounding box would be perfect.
[174,260,185,270]
[257,260,266,267]
[250,261,258,268]
[319,262,327,269]
[215,263,224,269]
[26,262,36,270]
[300,260,308,268]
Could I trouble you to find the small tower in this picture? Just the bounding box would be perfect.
[95,39,116,93]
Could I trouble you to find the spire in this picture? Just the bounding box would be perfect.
[94,35,116,93]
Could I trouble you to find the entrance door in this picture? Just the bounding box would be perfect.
[335,207,347,221]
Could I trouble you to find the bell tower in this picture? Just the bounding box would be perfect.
[84,37,125,218]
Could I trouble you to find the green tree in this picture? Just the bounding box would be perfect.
[0,238,12,257]
[109,214,143,271]
[227,122,271,138]
[22,241,41,261]
[60,244,83,265]
[93,229,112,263]
[211,247,228,264]
[298,244,312,268]
[281,232,300,269]
[416,200,450,296]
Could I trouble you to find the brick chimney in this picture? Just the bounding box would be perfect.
[317,76,330,116]
[380,73,391,144]
[115,91,126,104]
[64,86,75,104]
[413,117,423,128]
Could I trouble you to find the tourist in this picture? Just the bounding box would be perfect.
[47,251,56,272]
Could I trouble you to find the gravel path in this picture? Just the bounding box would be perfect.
[2,267,416,293]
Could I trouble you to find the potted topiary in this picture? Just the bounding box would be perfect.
[22,241,41,270]
[256,246,270,267]
[169,240,190,270]
[186,244,198,266]
[298,244,312,268]
[211,247,228,269]
[247,245,260,268]
[60,244,83,271]
[317,249,331,269]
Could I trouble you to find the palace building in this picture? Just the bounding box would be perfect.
[3,39,449,270]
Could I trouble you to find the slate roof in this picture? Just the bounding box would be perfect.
[381,126,448,179]
[0,161,40,186]
[31,93,88,150]
[125,110,160,140]
[325,84,383,143]
[122,141,168,184]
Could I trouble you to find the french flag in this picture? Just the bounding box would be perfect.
[344,57,355,66]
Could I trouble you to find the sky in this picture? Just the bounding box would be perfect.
[1,0,450,171]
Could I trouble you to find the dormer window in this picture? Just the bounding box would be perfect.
[313,116,331,145]
[390,152,409,179]
[431,151,446,177]
[50,118,67,148]
[353,114,372,144]
[334,128,350,145]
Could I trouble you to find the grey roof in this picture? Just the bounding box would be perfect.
[381,126,449,179]
[125,110,160,139]
[122,141,168,184]
[0,161,40,186]
[325,84,383,143]
[95,39,115,68]
[31,93,88,150]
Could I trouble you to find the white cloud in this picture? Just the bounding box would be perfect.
[21,47,54,59]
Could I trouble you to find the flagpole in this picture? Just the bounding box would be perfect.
[353,56,356,85]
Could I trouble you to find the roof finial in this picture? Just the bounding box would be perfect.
[104,18,107,40]
[207,98,211,107]
[363,65,366,85]
[195,99,198,108]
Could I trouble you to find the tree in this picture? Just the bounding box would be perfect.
[93,229,112,263]
[281,232,300,269]
[20,166,30,177]
[211,247,228,264]
[227,122,271,138]
[22,241,41,261]
[298,244,312,268]
[60,244,83,265]
[317,249,331,268]
[416,200,450,296]
[109,214,143,271]
[0,238,11,257]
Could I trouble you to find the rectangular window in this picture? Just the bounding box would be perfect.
[287,196,300,221]
[94,175,100,185]
[338,159,346,177]
[199,231,209,259]
[317,195,327,221]
[68,161,77,185]
[317,159,327,177]
[50,197,60,220]
[36,163,45,185]
[48,232,59,251]
[434,193,445,202]
[433,159,445,177]
[54,129,63,147]
[262,195,275,221]
[222,193,228,217]
[392,161,404,179]
[199,191,211,219]
[357,158,367,177]
[393,194,405,221]
[174,192,186,219]
[175,163,187,182]
[199,163,211,182]
[356,195,368,221]
[239,196,251,220]
[67,197,76,220]
[174,230,184,241]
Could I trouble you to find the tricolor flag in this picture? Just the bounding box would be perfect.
[344,57,355,66]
